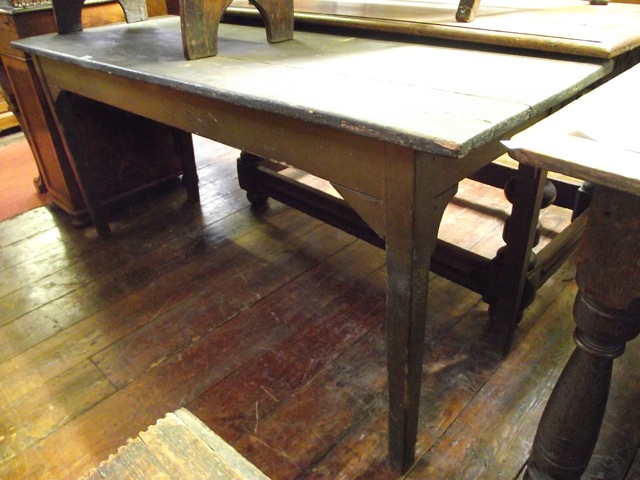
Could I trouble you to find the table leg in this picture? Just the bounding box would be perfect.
[525,186,640,480]
[384,148,457,472]
[491,164,548,355]
[173,130,200,204]
[53,90,112,238]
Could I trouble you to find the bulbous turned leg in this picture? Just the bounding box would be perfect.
[525,186,640,480]
[237,151,269,206]
[525,298,635,480]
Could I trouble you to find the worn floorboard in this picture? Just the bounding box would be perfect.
[1,135,639,479]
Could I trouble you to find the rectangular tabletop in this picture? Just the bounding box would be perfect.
[11,16,614,472]
[506,62,640,196]
[13,16,611,159]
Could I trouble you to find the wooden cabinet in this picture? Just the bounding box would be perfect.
[0,1,189,219]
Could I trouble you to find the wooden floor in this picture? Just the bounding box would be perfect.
[1,135,639,479]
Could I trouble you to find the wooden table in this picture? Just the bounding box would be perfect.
[12,16,614,472]
[505,63,640,480]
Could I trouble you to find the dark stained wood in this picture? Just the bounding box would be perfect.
[52,0,92,33]
[525,191,640,480]
[91,221,372,389]
[384,146,458,471]
[506,63,640,480]
[1,136,640,479]
[180,0,234,59]
[490,164,548,354]
[624,449,640,480]
[187,279,385,442]
[48,90,196,237]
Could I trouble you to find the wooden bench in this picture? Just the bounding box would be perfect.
[505,62,640,480]
[81,409,271,479]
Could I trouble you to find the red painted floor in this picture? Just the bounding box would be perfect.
[0,134,50,222]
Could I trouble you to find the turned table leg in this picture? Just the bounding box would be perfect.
[525,186,640,480]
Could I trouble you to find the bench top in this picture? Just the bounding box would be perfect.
[505,63,640,196]
[14,16,611,158]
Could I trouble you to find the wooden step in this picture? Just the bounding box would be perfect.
[82,408,270,480]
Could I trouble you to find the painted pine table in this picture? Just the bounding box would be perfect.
[13,16,614,472]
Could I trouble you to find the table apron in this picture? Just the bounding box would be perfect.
[34,54,391,201]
